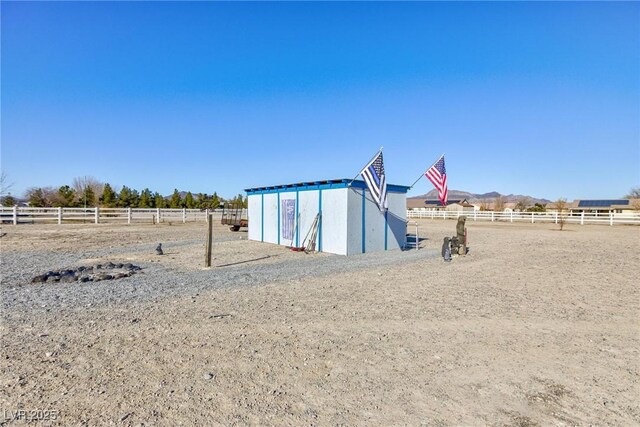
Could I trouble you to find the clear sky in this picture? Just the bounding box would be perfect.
[2,1,639,200]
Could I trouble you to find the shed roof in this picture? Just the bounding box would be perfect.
[245,179,410,195]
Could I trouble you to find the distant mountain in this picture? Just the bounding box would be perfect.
[409,189,551,205]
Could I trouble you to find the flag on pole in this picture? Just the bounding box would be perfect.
[425,155,448,206]
[360,150,388,212]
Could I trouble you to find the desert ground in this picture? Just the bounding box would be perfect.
[0,219,638,426]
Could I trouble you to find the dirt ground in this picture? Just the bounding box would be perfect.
[1,220,639,426]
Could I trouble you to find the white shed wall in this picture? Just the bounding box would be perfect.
[247,184,406,256]
[297,190,320,249]
[262,193,278,244]
[319,188,349,255]
[346,188,364,255]
[247,195,262,241]
[345,188,406,254]
[386,192,407,251]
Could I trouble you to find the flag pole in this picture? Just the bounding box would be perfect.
[348,147,383,187]
[408,152,445,189]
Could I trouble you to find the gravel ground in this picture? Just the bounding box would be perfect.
[1,224,437,311]
[1,220,637,426]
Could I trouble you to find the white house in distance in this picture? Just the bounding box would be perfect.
[245,179,409,256]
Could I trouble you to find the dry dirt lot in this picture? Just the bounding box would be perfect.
[1,219,638,426]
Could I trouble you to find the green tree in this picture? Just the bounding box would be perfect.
[1,194,17,207]
[184,192,196,209]
[139,188,153,208]
[153,192,165,208]
[100,183,117,207]
[80,186,96,208]
[129,189,140,208]
[196,193,207,209]
[57,185,77,207]
[117,186,133,207]
[72,176,102,206]
[169,189,183,209]
[526,203,546,213]
[211,192,221,209]
[26,188,47,207]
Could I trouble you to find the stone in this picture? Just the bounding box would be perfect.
[59,274,77,283]
[31,275,48,283]
[442,237,452,262]
[46,275,61,283]
[155,243,163,255]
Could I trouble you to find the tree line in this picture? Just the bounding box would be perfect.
[7,176,247,209]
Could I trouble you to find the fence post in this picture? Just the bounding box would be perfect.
[555,212,558,224]
[58,207,63,225]
[127,208,132,225]
[157,208,161,223]
[205,214,213,267]
[491,212,494,222]
[531,212,534,224]
[182,208,186,223]
[205,208,209,223]
[474,210,477,221]
[95,207,100,224]
[12,206,18,225]
[580,212,584,225]
[610,212,613,226]
[510,211,513,223]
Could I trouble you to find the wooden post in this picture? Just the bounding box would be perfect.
[156,208,161,224]
[182,208,186,223]
[510,211,513,223]
[580,212,584,225]
[531,212,534,224]
[58,207,63,225]
[12,206,18,225]
[205,214,213,267]
[94,207,99,224]
[127,208,132,225]
[610,212,613,226]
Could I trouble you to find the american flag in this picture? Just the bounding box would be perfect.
[425,155,448,206]
[360,151,388,212]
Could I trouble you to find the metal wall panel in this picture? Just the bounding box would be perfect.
[262,193,278,244]
[297,190,320,249]
[319,188,348,255]
[247,195,262,241]
[386,192,407,250]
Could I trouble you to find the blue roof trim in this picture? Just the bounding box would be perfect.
[245,179,410,195]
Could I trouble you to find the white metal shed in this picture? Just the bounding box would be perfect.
[245,179,409,255]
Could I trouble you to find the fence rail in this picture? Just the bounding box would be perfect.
[0,207,248,225]
[1,207,638,226]
[406,209,640,225]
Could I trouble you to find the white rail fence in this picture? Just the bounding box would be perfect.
[406,209,640,226]
[1,207,638,226]
[0,207,239,225]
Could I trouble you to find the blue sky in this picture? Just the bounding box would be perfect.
[2,1,638,200]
